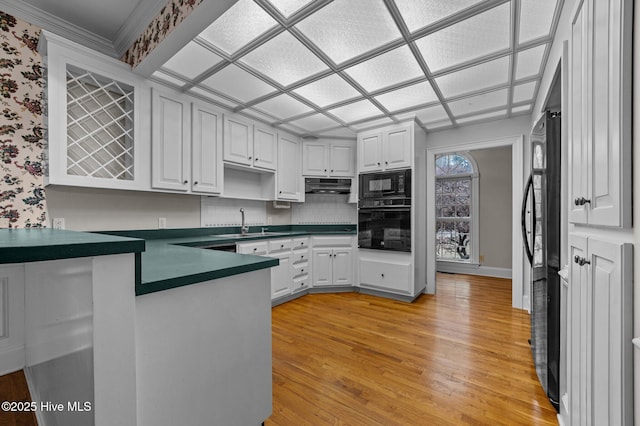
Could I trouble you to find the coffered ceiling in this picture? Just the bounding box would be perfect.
[153,0,564,136]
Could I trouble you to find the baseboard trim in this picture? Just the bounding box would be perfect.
[357,287,419,303]
[271,285,422,306]
[0,345,25,376]
[437,262,512,279]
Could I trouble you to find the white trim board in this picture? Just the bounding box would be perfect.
[437,262,512,279]
[426,134,525,309]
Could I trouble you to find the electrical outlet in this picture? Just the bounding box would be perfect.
[158,217,167,229]
[53,217,65,230]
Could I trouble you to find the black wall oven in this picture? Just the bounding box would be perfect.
[358,169,411,252]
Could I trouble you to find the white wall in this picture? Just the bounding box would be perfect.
[473,146,513,269]
[46,186,201,231]
[633,2,640,422]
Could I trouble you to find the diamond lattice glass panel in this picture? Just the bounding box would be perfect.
[253,94,313,120]
[519,0,558,44]
[198,0,278,55]
[200,64,276,102]
[414,2,510,72]
[395,0,484,33]
[435,56,509,98]
[66,66,134,180]
[456,109,506,124]
[292,74,361,107]
[515,44,547,80]
[374,81,438,112]
[240,31,329,87]
[288,113,341,131]
[162,41,223,79]
[267,0,315,18]
[447,88,508,115]
[350,117,394,130]
[513,81,537,103]
[327,99,383,123]
[512,104,532,113]
[344,45,424,93]
[151,71,186,87]
[295,0,401,65]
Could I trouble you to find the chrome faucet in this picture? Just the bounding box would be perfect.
[240,208,249,235]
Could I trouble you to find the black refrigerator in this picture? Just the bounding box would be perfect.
[521,111,561,411]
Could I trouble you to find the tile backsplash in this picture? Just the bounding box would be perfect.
[201,197,267,227]
[291,194,357,224]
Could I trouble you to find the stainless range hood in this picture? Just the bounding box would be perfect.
[305,178,351,194]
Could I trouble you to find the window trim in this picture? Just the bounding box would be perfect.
[435,152,480,264]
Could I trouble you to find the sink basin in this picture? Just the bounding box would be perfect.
[213,232,289,238]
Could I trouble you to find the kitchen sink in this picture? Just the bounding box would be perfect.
[213,232,289,238]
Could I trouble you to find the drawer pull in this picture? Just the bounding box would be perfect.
[574,197,591,206]
[381,273,385,278]
[253,248,257,252]
[574,255,590,266]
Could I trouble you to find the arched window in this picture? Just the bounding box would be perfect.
[435,153,478,263]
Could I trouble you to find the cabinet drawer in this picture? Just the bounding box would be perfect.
[311,236,353,248]
[292,249,309,264]
[292,237,309,250]
[292,275,309,293]
[292,262,309,278]
[237,241,268,255]
[359,260,411,294]
[269,238,293,253]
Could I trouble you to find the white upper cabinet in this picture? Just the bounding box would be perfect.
[224,116,276,171]
[569,0,632,227]
[276,133,302,201]
[253,126,277,171]
[191,102,223,194]
[302,140,355,177]
[357,124,412,173]
[151,86,223,195]
[151,88,190,192]
[40,31,149,191]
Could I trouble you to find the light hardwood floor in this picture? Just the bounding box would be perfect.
[0,369,37,426]
[266,273,558,425]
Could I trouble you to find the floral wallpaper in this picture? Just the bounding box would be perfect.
[0,11,47,228]
[122,0,203,68]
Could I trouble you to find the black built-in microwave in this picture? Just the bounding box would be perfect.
[359,169,411,206]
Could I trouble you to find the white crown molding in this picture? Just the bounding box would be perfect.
[113,0,168,57]
[0,0,118,57]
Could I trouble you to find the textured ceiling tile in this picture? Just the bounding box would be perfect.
[414,2,511,72]
[199,0,278,55]
[240,31,328,87]
[162,41,223,79]
[447,88,508,115]
[374,81,438,112]
[295,0,401,64]
[200,64,276,102]
[288,113,342,131]
[267,0,315,17]
[395,0,484,33]
[326,99,384,123]
[344,45,424,92]
[519,0,559,43]
[515,44,547,80]
[435,56,509,98]
[252,94,314,120]
[292,74,361,107]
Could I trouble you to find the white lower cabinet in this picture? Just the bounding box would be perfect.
[566,234,632,425]
[0,265,25,375]
[311,236,354,287]
[270,251,292,300]
[359,250,412,295]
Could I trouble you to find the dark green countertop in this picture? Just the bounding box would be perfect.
[99,224,356,296]
[0,228,144,264]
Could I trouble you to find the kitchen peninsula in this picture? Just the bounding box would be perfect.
[0,227,277,426]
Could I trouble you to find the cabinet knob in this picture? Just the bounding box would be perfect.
[255,158,259,161]
[279,191,282,194]
[385,161,388,165]
[377,162,380,166]
[324,169,327,172]
[253,248,257,252]
[574,197,591,206]
[183,180,188,184]
[331,169,334,172]
[194,181,198,185]
[301,255,304,259]
[574,255,590,266]
[301,269,304,273]
[249,156,252,160]
[381,273,385,278]
[281,244,284,248]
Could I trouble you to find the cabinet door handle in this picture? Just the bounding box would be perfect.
[574,255,590,266]
[574,197,591,206]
